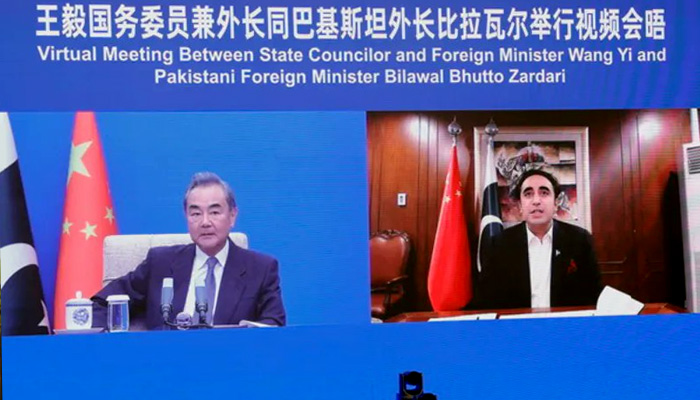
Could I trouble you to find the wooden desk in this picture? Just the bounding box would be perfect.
[386,303,686,323]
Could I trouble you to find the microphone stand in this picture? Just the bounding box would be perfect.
[162,308,214,330]
[196,308,208,326]
[163,320,214,330]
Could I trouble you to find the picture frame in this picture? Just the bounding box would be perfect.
[473,126,592,232]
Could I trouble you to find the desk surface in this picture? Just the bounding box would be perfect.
[386,303,687,322]
[4,311,699,399]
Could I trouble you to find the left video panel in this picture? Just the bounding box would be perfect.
[1,111,370,334]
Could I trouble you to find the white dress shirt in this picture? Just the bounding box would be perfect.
[183,241,228,318]
[526,224,553,308]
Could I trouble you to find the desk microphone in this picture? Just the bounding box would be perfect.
[194,278,208,324]
[160,277,174,323]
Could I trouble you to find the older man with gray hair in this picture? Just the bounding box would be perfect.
[92,172,285,329]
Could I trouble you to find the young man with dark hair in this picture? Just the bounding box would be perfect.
[479,169,602,309]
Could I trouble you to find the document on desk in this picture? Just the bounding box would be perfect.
[498,286,644,320]
[428,313,498,322]
[238,320,276,328]
[499,310,596,320]
[594,286,644,316]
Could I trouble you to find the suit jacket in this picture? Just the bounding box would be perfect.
[478,220,602,309]
[92,240,285,330]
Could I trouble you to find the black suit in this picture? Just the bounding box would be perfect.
[92,240,285,330]
[478,220,602,309]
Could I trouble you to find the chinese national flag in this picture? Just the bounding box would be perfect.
[54,112,117,329]
[428,145,472,311]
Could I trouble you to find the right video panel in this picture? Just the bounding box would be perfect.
[367,109,696,322]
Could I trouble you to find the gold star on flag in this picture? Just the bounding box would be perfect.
[67,140,92,184]
[80,221,98,240]
[62,218,73,235]
[455,189,462,197]
[105,207,115,224]
[443,195,451,204]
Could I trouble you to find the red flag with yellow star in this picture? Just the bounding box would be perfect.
[54,112,117,330]
[428,144,472,311]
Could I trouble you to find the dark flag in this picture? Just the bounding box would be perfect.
[477,135,503,273]
[0,113,51,335]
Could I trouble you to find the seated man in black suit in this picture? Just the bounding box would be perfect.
[479,169,602,309]
[92,172,285,329]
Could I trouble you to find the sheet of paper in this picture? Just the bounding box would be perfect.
[595,286,644,316]
[238,320,275,328]
[428,313,498,322]
[498,310,596,320]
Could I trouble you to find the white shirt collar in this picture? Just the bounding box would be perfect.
[194,240,229,271]
[526,222,554,245]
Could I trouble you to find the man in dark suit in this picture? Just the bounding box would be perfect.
[92,172,285,329]
[479,169,602,309]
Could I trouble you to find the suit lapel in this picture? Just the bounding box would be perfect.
[550,220,568,306]
[213,240,247,324]
[172,244,195,314]
[514,223,531,304]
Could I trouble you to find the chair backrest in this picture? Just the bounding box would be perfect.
[370,230,410,287]
[103,233,249,286]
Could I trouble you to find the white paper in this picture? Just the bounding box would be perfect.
[425,286,643,322]
[594,286,645,316]
[498,310,596,320]
[497,286,643,319]
[238,320,275,328]
[428,313,498,322]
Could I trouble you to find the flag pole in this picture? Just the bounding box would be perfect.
[448,116,462,146]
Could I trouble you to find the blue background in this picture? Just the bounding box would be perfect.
[4,315,700,399]
[0,0,698,111]
[10,111,370,326]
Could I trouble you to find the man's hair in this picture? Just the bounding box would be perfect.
[510,169,561,200]
[183,172,237,210]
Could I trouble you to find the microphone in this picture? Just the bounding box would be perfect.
[160,277,174,323]
[175,312,192,330]
[194,278,208,324]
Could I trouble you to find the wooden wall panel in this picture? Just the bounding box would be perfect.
[633,110,691,302]
[584,112,634,294]
[368,109,692,311]
[368,113,471,309]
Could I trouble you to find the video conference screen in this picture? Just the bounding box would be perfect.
[2,0,699,398]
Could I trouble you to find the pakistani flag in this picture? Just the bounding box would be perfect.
[0,113,51,335]
[477,135,503,273]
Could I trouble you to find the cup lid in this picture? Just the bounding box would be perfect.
[106,294,130,303]
[66,290,92,306]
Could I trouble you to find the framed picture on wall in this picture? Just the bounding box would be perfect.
[473,126,592,232]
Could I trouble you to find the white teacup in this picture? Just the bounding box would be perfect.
[65,291,93,330]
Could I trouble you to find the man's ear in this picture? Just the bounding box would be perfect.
[229,208,238,229]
